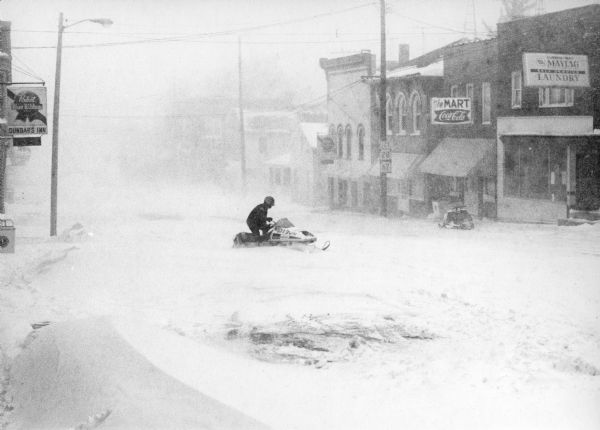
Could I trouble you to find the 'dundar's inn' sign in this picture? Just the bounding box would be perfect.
[523,53,589,87]
[7,86,48,135]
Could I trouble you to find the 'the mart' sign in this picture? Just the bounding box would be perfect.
[523,53,589,87]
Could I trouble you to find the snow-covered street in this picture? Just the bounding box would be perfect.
[1,183,599,429]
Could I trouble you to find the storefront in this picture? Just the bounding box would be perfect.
[369,153,427,216]
[326,161,371,210]
[419,138,496,218]
[497,116,600,223]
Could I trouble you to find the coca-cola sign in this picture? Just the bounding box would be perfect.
[431,97,472,125]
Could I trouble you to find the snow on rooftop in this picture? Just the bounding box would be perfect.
[300,122,328,148]
[387,59,444,79]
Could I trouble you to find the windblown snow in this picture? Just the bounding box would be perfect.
[1,183,599,429]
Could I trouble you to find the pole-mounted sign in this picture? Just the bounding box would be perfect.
[6,86,48,135]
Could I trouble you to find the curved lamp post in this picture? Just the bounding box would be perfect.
[50,13,113,236]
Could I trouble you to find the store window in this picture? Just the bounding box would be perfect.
[482,82,491,124]
[450,85,459,97]
[539,88,574,107]
[337,124,344,159]
[511,71,522,108]
[357,125,365,161]
[503,139,567,200]
[338,179,348,206]
[345,124,352,160]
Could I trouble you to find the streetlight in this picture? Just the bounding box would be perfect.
[50,13,113,236]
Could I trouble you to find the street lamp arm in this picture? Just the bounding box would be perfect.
[62,18,113,30]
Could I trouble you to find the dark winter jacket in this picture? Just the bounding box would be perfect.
[246,203,272,231]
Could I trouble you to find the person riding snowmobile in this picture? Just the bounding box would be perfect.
[246,196,275,240]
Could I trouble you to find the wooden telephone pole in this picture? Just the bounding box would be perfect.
[379,0,389,216]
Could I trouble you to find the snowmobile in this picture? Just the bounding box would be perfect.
[233,218,330,251]
[439,205,475,230]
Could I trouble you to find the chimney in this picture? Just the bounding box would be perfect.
[398,44,409,65]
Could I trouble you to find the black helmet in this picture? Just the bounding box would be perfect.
[264,196,275,207]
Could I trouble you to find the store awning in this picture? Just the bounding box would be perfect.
[369,153,426,178]
[419,138,495,177]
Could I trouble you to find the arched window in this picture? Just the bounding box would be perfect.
[397,93,407,134]
[345,125,352,159]
[410,92,422,134]
[386,93,394,135]
[357,125,365,161]
[337,124,344,158]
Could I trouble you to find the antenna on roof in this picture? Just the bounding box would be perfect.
[463,0,478,40]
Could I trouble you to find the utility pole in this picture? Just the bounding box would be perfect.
[49,14,111,236]
[50,12,64,236]
[0,20,12,214]
[238,35,247,194]
[379,0,389,217]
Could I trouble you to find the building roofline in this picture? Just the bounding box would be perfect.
[498,4,600,26]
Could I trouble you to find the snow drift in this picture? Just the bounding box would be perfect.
[6,317,269,430]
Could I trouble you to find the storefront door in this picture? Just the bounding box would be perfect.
[576,151,600,210]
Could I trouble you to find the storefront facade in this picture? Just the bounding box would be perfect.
[497,116,599,222]
[496,5,600,223]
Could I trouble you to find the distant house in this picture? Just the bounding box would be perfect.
[223,109,297,188]
[290,122,329,206]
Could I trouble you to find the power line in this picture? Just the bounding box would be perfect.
[13,2,377,50]
[11,52,45,81]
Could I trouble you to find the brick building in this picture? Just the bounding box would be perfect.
[422,38,498,219]
[375,45,445,216]
[495,5,600,222]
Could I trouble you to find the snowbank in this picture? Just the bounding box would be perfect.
[6,317,269,430]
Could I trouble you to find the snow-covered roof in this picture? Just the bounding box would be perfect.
[300,123,328,148]
[387,59,443,79]
[265,153,291,166]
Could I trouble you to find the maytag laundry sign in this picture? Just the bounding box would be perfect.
[431,98,472,125]
[6,86,48,135]
[523,53,589,87]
